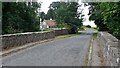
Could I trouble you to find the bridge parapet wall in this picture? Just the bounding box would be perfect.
[97,32,119,66]
[1,29,70,50]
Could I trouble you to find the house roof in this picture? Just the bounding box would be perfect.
[46,20,56,26]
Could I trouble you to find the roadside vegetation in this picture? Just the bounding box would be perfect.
[2,2,41,34]
[88,2,120,39]
[2,1,84,35]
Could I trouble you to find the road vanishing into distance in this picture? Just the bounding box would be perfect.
[2,29,94,66]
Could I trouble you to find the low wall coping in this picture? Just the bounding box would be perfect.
[1,31,53,37]
[99,32,119,42]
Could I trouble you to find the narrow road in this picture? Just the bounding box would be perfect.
[2,29,93,66]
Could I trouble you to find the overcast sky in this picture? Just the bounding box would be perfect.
[38,0,96,27]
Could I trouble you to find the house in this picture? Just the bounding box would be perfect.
[46,20,56,28]
[40,19,56,30]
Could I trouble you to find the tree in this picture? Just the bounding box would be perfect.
[88,2,120,39]
[2,2,41,34]
[39,11,46,22]
[47,2,83,33]
[46,8,55,20]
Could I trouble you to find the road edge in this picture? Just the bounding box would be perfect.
[87,32,98,66]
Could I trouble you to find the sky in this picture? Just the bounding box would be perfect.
[38,0,96,27]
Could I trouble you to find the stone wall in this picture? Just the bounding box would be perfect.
[1,29,70,50]
[97,32,119,66]
[54,29,70,36]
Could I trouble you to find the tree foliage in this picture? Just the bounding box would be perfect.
[46,2,83,33]
[39,11,46,22]
[88,2,120,39]
[2,2,41,34]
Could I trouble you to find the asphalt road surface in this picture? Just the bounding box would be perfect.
[2,29,94,66]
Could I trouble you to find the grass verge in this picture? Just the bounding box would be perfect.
[55,34,77,39]
[55,32,82,39]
